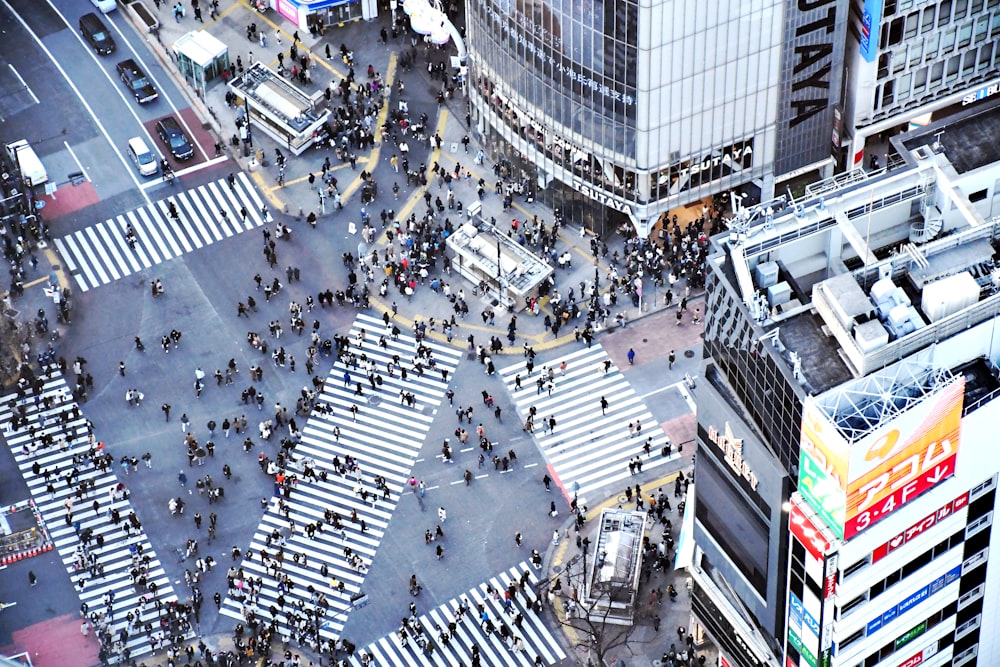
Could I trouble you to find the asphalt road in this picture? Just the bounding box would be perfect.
[0,0,218,229]
[0,3,701,664]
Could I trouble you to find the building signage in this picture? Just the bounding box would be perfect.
[823,552,838,599]
[664,139,754,195]
[864,565,960,638]
[571,179,634,216]
[789,592,805,637]
[859,0,883,63]
[799,379,965,540]
[844,380,965,539]
[962,80,1000,106]
[707,422,759,491]
[894,620,927,652]
[776,0,846,174]
[789,497,832,560]
[799,638,818,667]
[798,450,845,539]
[871,492,969,563]
[791,593,821,636]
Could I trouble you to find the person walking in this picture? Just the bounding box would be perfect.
[438,507,447,523]
[28,571,37,586]
[181,413,190,431]
[162,403,171,421]
[627,348,636,365]
[668,349,676,369]
[600,396,609,415]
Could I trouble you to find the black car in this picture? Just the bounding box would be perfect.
[79,13,116,56]
[155,116,194,161]
[116,59,158,104]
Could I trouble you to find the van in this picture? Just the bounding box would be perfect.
[126,137,158,177]
[5,140,48,187]
[79,12,116,55]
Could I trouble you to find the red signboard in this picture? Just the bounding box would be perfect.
[899,652,923,667]
[871,491,969,563]
[844,452,957,539]
[789,498,832,561]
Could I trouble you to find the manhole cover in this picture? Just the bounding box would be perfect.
[552,565,563,573]
[368,396,381,406]
[642,338,648,342]
[684,349,695,358]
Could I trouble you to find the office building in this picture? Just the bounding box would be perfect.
[687,99,1000,667]
[843,0,1000,169]
[465,0,851,235]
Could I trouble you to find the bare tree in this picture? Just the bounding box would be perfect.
[549,554,654,666]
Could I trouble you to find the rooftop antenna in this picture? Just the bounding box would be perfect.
[932,130,945,153]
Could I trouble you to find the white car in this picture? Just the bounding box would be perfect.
[91,0,117,12]
[127,137,158,177]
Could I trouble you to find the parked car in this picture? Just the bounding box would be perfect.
[79,13,116,55]
[126,137,158,176]
[90,0,117,12]
[155,116,194,161]
[116,59,158,104]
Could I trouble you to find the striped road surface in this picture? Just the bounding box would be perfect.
[219,313,463,642]
[54,172,272,292]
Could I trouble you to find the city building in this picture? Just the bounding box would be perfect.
[465,1,1000,238]
[686,99,1000,667]
[842,0,1000,170]
[465,0,851,236]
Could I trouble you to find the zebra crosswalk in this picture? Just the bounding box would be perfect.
[219,313,463,643]
[54,172,272,292]
[499,346,677,500]
[349,562,566,666]
[0,371,185,661]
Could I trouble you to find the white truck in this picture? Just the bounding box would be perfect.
[5,140,48,188]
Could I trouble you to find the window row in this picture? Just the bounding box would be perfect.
[875,42,999,110]
[879,11,1000,79]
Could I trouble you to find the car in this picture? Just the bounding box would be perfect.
[116,59,158,104]
[79,13,116,55]
[155,116,194,161]
[90,0,117,12]
[126,137,158,176]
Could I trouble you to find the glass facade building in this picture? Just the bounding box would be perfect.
[465,0,813,235]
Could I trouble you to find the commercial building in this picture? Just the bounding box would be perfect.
[842,0,1000,169]
[686,100,1000,667]
[465,1,1000,237]
[465,0,851,235]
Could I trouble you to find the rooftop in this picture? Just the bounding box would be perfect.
[898,97,1000,174]
[713,100,1000,395]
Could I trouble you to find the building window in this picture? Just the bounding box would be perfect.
[958,23,973,48]
[921,6,935,32]
[905,11,920,38]
[938,0,952,26]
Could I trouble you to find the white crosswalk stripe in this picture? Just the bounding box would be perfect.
[53,172,272,292]
[349,562,566,666]
[499,346,679,499]
[219,314,463,643]
[0,371,187,660]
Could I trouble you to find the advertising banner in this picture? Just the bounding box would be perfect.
[798,379,965,539]
[843,379,964,538]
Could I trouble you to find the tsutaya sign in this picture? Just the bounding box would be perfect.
[572,178,634,216]
[708,422,759,491]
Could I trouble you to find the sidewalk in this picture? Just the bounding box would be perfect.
[128,0,708,360]
[123,4,711,665]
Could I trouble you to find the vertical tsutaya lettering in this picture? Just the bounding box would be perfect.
[789,0,837,128]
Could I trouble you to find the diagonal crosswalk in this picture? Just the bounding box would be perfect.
[499,346,678,500]
[53,172,272,292]
[350,562,566,666]
[219,313,463,644]
[0,370,186,661]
